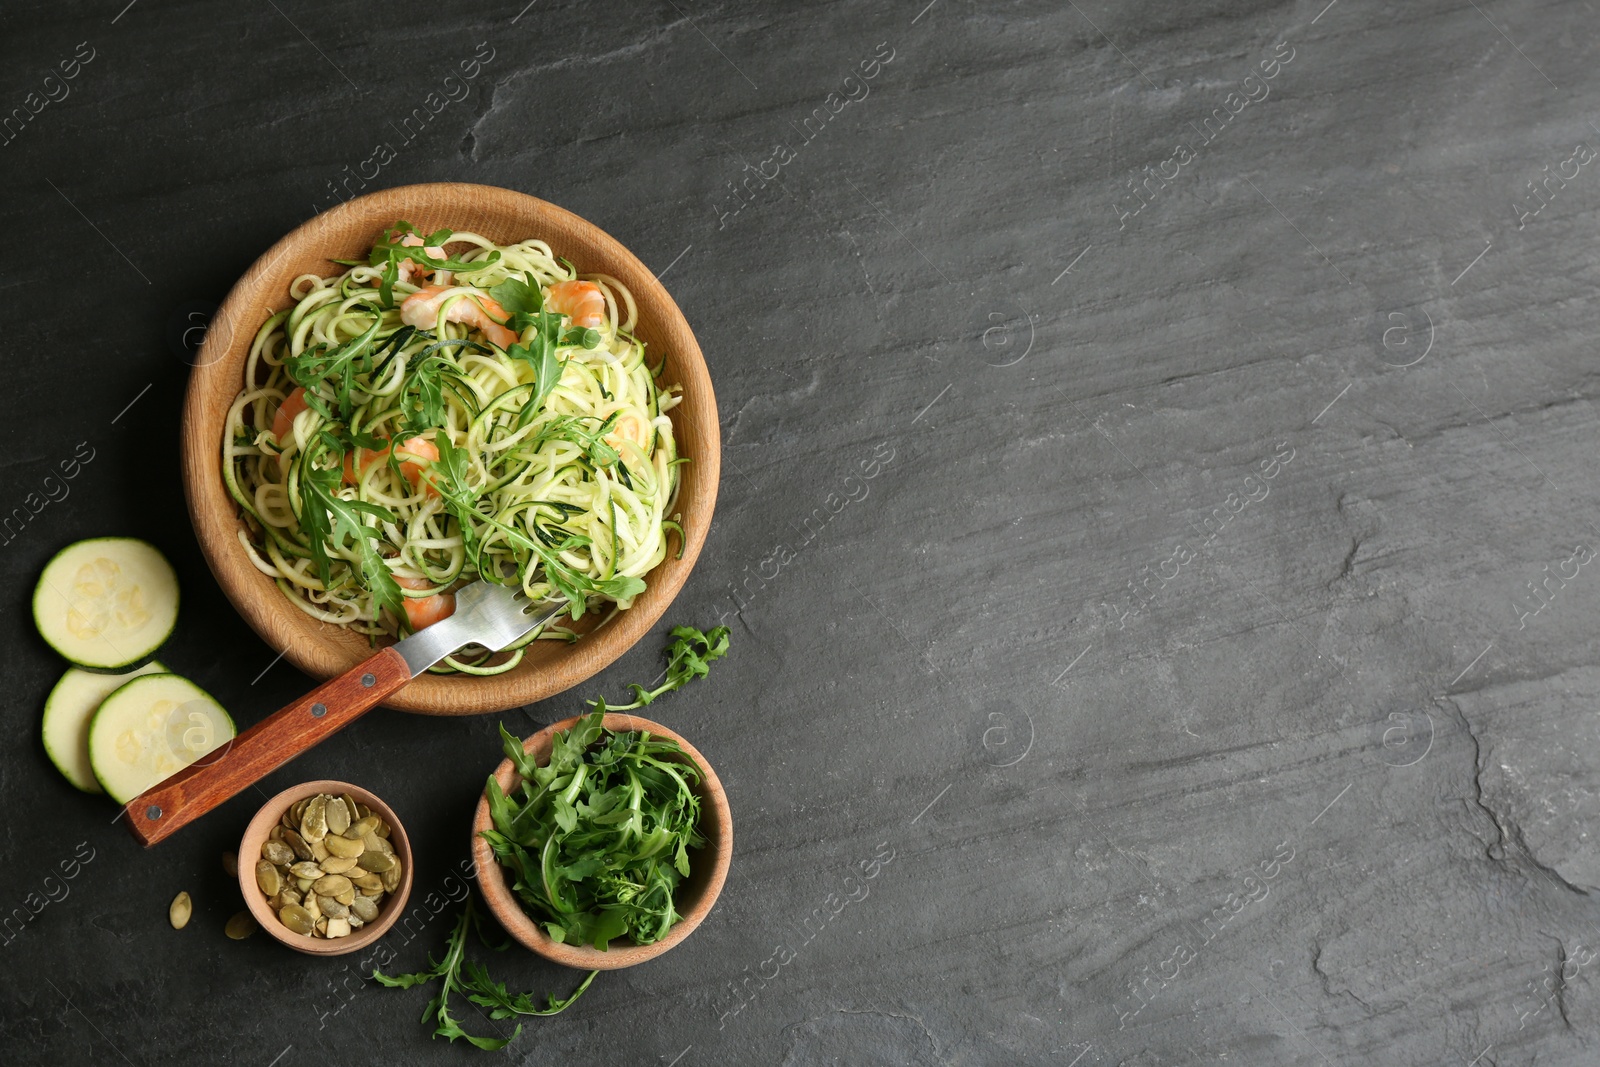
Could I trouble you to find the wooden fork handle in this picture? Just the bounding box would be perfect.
[121,647,412,847]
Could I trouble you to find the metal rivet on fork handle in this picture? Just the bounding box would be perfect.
[146,805,162,821]
[311,702,327,718]
[360,673,375,688]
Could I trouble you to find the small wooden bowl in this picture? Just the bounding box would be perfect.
[182,183,720,714]
[471,714,731,970]
[238,780,415,956]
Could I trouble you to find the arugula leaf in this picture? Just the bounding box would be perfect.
[559,326,601,350]
[488,273,543,320]
[374,893,596,1050]
[592,574,646,602]
[426,435,482,563]
[463,961,597,1020]
[506,337,563,416]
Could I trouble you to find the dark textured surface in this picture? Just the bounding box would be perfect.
[3,1,1600,1063]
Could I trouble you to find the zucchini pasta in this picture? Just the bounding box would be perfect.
[222,223,684,675]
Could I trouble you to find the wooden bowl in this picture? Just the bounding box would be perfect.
[182,183,720,714]
[238,780,415,956]
[471,714,731,970]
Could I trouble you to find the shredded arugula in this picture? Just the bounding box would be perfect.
[372,892,597,1051]
[478,625,730,949]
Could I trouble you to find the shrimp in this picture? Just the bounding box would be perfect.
[547,280,606,329]
[603,411,650,450]
[392,231,452,287]
[272,386,310,442]
[400,285,519,351]
[394,574,455,631]
[342,435,440,495]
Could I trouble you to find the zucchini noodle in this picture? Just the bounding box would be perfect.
[222,223,684,675]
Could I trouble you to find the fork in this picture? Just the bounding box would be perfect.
[121,582,566,846]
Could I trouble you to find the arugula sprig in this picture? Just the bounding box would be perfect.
[400,340,484,433]
[587,625,731,712]
[297,432,405,620]
[372,892,596,1051]
[490,273,568,411]
[370,221,502,307]
[285,317,384,424]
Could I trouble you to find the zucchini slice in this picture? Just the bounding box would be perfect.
[88,673,235,804]
[42,661,167,794]
[33,537,179,671]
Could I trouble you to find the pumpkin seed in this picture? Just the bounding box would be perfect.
[324,834,364,859]
[325,797,350,835]
[267,824,283,842]
[320,855,359,874]
[221,851,237,877]
[310,839,329,862]
[290,861,322,880]
[312,874,352,897]
[318,895,349,918]
[282,828,312,861]
[278,887,302,907]
[261,840,295,866]
[381,863,401,893]
[352,873,384,892]
[301,795,328,841]
[347,816,379,840]
[347,915,364,929]
[375,820,391,839]
[359,850,395,873]
[350,895,379,922]
[278,903,314,935]
[169,891,192,930]
[325,917,351,938]
[335,887,356,906]
[305,894,322,921]
[255,861,282,897]
[225,910,258,940]
[296,876,315,893]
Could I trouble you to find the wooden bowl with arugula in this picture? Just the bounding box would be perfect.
[180,183,719,714]
[471,712,731,969]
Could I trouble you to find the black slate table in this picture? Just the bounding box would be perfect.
[4,2,1600,1064]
